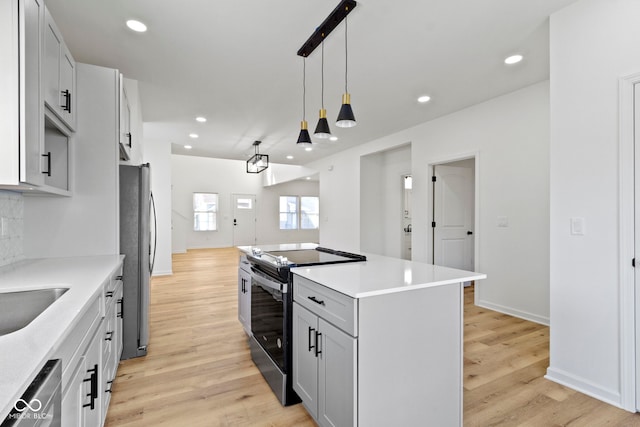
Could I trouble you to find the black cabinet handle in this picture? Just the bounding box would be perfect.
[82,364,98,410]
[116,275,123,281]
[42,152,51,177]
[314,331,322,357]
[467,231,473,235]
[105,331,113,341]
[308,296,325,306]
[308,327,315,352]
[105,380,113,393]
[117,298,123,318]
[105,291,114,298]
[61,89,71,113]
[126,132,132,148]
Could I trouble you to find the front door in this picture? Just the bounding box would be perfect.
[433,164,474,270]
[232,194,256,246]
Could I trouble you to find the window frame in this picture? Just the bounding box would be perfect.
[279,195,319,230]
[193,192,219,231]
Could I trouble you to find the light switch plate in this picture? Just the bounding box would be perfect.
[570,217,586,235]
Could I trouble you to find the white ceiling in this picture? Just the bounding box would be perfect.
[45,0,579,165]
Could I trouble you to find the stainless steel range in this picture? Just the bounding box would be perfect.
[246,247,366,406]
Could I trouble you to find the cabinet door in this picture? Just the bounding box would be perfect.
[82,329,102,426]
[59,43,76,129]
[43,7,61,114]
[292,303,319,419]
[238,267,251,333]
[61,357,85,427]
[318,318,356,427]
[119,74,132,156]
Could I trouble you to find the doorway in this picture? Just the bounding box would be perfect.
[431,158,476,272]
[232,194,256,246]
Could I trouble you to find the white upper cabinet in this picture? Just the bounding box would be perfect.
[119,73,132,161]
[43,6,76,131]
[0,1,72,195]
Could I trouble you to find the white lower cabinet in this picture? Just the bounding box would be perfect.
[293,301,356,427]
[59,262,124,427]
[238,255,251,334]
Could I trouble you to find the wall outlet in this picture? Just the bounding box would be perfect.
[497,216,509,228]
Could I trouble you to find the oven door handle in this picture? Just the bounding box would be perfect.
[250,267,287,293]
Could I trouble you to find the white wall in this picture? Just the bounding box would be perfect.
[547,0,640,409]
[171,155,319,250]
[360,144,411,258]
[307,81,550,324]
[144,136,172,276]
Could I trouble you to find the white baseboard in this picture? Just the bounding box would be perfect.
[545,367,624,410]
[476,299,549,326]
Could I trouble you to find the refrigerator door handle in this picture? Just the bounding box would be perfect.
[150,192,158,274]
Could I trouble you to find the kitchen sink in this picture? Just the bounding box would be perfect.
[0,288,69,336]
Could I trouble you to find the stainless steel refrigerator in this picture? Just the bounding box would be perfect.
[119,163,156,359]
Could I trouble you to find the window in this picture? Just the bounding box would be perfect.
[279,196,319,230]
[193,193,218,231]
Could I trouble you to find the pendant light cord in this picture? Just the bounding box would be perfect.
[302,57,306,120]
[344,16,348,94]
[321,41,325,109]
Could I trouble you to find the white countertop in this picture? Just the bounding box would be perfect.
[0,255,124,419]
[291,252,486,298]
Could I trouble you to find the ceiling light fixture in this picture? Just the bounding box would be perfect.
[504,54,523,65]
[297,0,357,135]
[329,136,338,142]
[246,141,269,174]
[286,155,294,160]
[297,58,312,147]
[184,145,192,150]
[417,95,431,103]
[126,20,147,32]
[195,116,207,123]
[305,147,313,152]
[314,40,332,139]
[189,133,198,138]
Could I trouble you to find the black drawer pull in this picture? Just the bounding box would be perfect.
[315,331,322,357]
[308,296,325,306]
[42,152,51,177]
[105,331,113,341]
[116,275,123,281]
[105,291,114,298]
[308,327,315,352]
[61,89,71,112]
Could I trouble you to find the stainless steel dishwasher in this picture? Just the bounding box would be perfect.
[1,359,61,427]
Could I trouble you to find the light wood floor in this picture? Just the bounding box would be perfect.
[104,248,640,426]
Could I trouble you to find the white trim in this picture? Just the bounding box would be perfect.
[545,367,623,409]
[476,299,549,326]
[151,269,173,277]
[619,71,640,412]
[425,150,481,305]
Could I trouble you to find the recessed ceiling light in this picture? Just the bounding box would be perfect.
[305,147,312,152]
[504,54,523,65]
[329,136,338,141]
[126,20,147,32]
[195,116,207,123]
[417,95,431,103]
[184,145,192,150]
[286,155,294,160]
[189,133,198,138]
[306,177,311,180]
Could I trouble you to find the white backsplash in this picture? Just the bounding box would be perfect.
[0,191,24,267]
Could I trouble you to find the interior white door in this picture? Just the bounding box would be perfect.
[433,165,473,270]
[232,194,256,246]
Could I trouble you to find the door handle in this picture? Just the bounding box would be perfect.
[467,231,473,235]
[234,219,237,226]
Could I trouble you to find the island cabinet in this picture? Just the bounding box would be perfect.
[292,273,464,427]
[238,254,251,334]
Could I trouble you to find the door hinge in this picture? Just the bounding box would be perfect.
[432,221,436,228]
[432,176,436,182]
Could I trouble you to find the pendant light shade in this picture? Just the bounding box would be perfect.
[336,93,356,128]
[246,141,269,174]
[297,120,312,146]
[297,58,313,147]
[336,14,356,128]
[314,41,332,139]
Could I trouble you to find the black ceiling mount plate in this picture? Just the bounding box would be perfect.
[297,0,357,58]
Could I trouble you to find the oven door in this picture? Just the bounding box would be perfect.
[250,268,287,371]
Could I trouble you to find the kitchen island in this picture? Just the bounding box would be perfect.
[290,253,485,427]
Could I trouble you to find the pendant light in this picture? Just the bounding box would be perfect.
[314,39,332,139]
[297,58,312,146]
[246,141,269,173]
[336,14,356,128]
